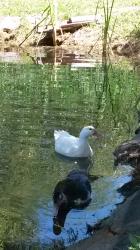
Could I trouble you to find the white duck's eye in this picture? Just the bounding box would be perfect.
[89,127,93,130]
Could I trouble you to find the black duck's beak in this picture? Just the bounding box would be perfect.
[53,204,70,235]
[53,222,62,235]
[53,215,64,235]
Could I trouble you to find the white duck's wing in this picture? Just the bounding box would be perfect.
[54,130,80,157]
[54,130,70,140]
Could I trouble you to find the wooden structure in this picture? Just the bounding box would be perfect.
[38,15,102,46]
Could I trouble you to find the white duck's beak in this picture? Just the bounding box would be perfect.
[92,129,102,138]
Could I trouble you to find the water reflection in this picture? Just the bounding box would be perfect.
[0,57,139,248]
[0,51,21,63]
[30,48,99,66]
[55,153,93,173]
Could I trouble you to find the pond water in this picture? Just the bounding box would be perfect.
[0,50,139,249]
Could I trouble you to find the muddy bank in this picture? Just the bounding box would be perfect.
[0,15,140,59]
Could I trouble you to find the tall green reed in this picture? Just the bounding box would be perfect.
[102,0,115,57]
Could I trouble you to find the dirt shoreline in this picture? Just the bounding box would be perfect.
[0,21,140,60]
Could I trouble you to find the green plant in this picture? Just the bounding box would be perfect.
[129,235,140,250]
[102,0,115,57]
[130,23,140,38]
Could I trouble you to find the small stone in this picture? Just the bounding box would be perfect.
[0,16,21,32]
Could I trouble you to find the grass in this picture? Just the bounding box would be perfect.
[0,0,140,17]
[111,11,140,39]
[131,24,140,39]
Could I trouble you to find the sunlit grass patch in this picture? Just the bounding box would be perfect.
[0,0,140,17]
[111,11,140,39]
[0,0,46,16]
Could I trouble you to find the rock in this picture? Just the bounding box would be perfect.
[0,16,21,32]
[67,190,140,250]
[0,30,16,48]
[112,40,140,57]
[113,127,140,168]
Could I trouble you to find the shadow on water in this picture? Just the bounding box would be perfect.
[55,153,100,182]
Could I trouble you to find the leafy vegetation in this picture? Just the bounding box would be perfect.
[129,235,140,250]
[102,0,115,56]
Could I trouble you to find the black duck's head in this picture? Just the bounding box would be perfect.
[53,181,71,235]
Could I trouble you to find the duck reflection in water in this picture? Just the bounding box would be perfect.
[55,153,99,182]
[55,152,93,170]
[52,169,92,235]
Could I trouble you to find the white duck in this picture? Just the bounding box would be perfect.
[54,125,98,158]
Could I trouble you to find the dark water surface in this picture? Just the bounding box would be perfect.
[0,51,139,248]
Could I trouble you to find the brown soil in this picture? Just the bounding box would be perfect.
[0,25,140,60]
[35,26,140,59]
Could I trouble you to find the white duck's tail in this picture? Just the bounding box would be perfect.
[54,130,70,140]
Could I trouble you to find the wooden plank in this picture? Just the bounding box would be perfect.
[61,20,94,30]
[38,15,101,34]
[67,15,98,23]
[42,20,95,35]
